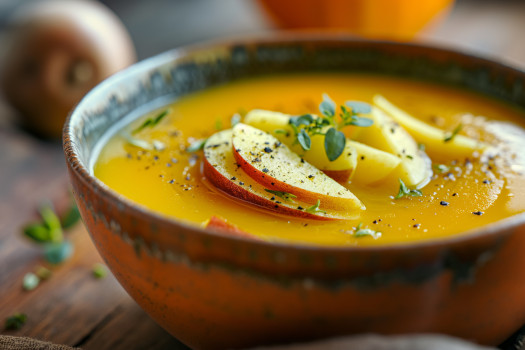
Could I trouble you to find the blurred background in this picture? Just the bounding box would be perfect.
[1,0,525,349]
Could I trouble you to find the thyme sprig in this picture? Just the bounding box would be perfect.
[288,94,373,161]
[264,189,297,202]
[395,179,423,199]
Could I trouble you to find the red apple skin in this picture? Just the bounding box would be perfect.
[203,157,339,221]
[205,216,258,239]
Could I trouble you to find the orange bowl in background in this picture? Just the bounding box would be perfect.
[258,0,454,41]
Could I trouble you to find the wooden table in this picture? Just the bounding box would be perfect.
[1,0,525,349]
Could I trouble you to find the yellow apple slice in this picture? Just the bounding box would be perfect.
[231,123,365,213]
[203,129,355,220]
[348,140,402,185]
[373,94,485,159]
[354,107,432,188]
[244,109,357,181]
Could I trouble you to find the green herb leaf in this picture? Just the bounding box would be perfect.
[39,203,63,243]
[92,263,108,279]
[305,199,326,214]
[319,94,336,118]
[395,179,423,199]
[231,113,241,127]
[132,109,169,134]
[297,129,311,151]
[289,114,314,127]
[418,143,426,151]
[264,189,297,202]
[324,128,346,161]
[354,223,381,238]
[124,135,154,150]
[345,116,374,127]
[444,123,463,143]
[274,129,290,136]
[23,223,50,243]
[434,164,450,173]
[22,273,39,291]
[35,266,52,280]
[60,204,81,229]
[44,241,73,265]
[345,101,372,114]
[187,138,208,152]
[5,313,27,330]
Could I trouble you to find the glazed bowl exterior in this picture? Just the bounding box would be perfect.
[64,36,525,349]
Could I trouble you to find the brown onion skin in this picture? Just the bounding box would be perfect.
[1,0,136,139]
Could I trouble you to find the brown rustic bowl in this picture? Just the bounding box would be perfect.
[64,35,525,349]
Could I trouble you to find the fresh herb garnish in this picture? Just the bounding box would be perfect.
[444,123,463,142]
[22,201,79,264]
[35,266,52,280]
[215,119,223,130]
[305,199,326,214]
[123,134,165,151]
[187,138,208,152]
[354,223,381,238]
[5,313,27,330]
[434,164,450,173]
[22,273,39,291]
[288,94,373,161]
[231,113,241,127]
[92,263,108,279]
[324,127,346,161]
[264,189,297,202]
[132,109,169,134]
[395,179,423,199]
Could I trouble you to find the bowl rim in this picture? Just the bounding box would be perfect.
[63,33,525,255]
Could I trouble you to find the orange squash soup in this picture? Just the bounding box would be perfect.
[93,73,525,246]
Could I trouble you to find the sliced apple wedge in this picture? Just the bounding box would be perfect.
[244,109,357,181]
[373,94,485,159]
[203,129,357,220]
[348,140,402,185]
[354,107,432,188]
[205,216,258,239]
[231,123,365,212]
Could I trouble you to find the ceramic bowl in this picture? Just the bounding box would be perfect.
[64,36,525,349]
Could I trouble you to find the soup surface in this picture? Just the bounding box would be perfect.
[94,73,525,246]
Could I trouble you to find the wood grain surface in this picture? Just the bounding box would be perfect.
[0,0,524,349]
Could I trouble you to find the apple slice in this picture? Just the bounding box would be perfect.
[203,129,356,220]
[354,107,432,188]
[231,123,365,212]
[205,216,258,239]
[244,109,357,181]
[373,94,485,159]
[348,140,402,185]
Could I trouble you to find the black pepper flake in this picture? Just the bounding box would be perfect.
[264,147,273,153]
[168,179,175,184]
[482,179,491,184]
[271,182,275,186]
[473,211,484,216]
[440,201,449,206]
[300,158,305,163]
[360,156,365,160]
[452,193,458,196]
[153,155,159,161]
[166,163,172,167]
[262,168,269,173]
[239,181,245,186]
[274,205,279,208]
[297,206,304,210]
[308,175,314,179]
[252,157,261,163]
[231,176,237,181]
[275,201,282,204]
[413,224,421,228]
[270,197,275,201]
[373,220,378,224]
[126,153,132,159]
[185,175,191,181]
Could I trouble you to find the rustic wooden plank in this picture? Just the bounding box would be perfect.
[79,298,188,350]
